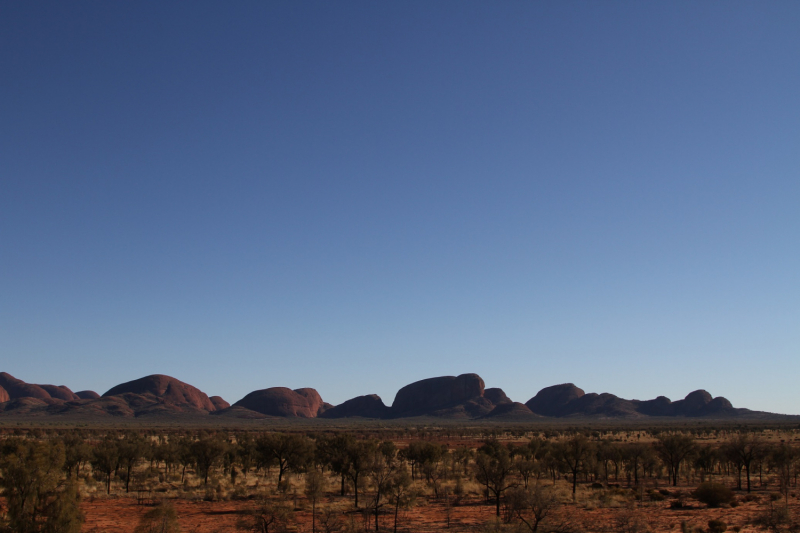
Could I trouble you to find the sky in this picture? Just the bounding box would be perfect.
[1,1,799,414]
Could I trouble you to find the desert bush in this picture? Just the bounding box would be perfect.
[236,500,293,533]
[134,502,181,533]
[753,504,792,532]
[615,511,651,533]
[693,482,734,508]
[707,520,727,533]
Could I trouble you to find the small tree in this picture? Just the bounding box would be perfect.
[507,484,559,532]
[387,470,415,533]
[237,433,257,481]
[723,434,764,493]
[366,452,395,531]
[62,433,91,479]
[305,471,325,533]
[256,433,313,487]
[553,435,593,499]
[474,441,516,516]
[771,443,797,506]
[118,432,146,493]
[237,500,293,533]
[92,435,120,495]
[344,439,378,509]
[191,433,227,486]
[654,434,696,487]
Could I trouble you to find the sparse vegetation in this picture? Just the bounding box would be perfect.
[0,425,798,532]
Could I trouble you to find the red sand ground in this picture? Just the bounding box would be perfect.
[75,488,799,532]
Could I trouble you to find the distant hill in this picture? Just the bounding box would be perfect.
[0,371,794,421]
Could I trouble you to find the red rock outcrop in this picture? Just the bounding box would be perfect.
[0,385,9,403]
[390,374,486,418]
[76,390,101,400]
[233,387,324,417]
[210,396,230,410]
[484,387,512,405]
[0,372,54,401]
[525,383,585,416]
[320,394,389,419]
[103,375,217,412]
[39,385,80,401]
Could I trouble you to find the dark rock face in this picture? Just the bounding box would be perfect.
[320,394,389,419]
[636,396,673,416]
[525,384,585,416]
[671,390,735,416]
[0,385,9,403]
[484,402,538,419]
[430,396,495,418]
[390,374,485,417]
[233,387,324,418]
[484,388,512,405]
[103,375,217,412]
[75,390,101,400]
[527,384,738,418]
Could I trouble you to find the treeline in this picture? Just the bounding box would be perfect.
[1,428,799,532]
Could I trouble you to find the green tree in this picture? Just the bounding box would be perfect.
[91,435,119,495]
[256,433,313,487]
[61,433,91,479]
[553,435,593,499]
[315,433,355,496]
[344,439,378,509]
[191,433,227,486]
[118,432,146,493]
[0,440,83,533]
[237,433,257,481]
[474,440,516,516]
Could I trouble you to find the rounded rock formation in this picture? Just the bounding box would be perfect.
[39,385,79,401]
[233,387,324,418]
[390,374,485,417]
[320,394,389,419]
[484,387,512,405]
[525,383,585,417]
[76,390,101,400]
[210,396,230,410]
[0,385,9,403]
[103,374,217,412]
[0,372,52,401]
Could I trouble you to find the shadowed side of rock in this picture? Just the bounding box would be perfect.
[320,394,389,419]
[389,373,486,418]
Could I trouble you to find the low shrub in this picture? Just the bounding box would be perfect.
[693,482,734,508]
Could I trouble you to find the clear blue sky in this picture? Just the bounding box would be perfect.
[2,2,798,414]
